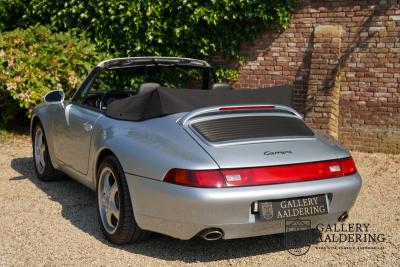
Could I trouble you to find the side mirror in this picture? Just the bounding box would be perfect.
[44,90,65,104]
[211,83,232,91]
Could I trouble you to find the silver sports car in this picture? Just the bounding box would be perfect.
[31,57,362,244]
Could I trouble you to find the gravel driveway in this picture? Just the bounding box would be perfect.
[0,137,399,266]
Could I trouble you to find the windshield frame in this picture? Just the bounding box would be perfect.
[71,60,216,104]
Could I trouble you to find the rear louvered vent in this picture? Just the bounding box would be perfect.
[191,116,314,143]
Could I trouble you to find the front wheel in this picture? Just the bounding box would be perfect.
[96,155,150,244]
[32,123,62,181]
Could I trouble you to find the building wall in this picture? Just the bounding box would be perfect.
[232,0,400,153]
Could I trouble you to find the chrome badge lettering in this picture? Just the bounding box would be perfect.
[264,150,293,156]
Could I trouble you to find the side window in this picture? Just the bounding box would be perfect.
[90,69,145,93]
[72,70,98,104]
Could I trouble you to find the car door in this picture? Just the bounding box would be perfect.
[52,101,102,175]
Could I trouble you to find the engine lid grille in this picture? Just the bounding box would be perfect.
[191,116,314,143]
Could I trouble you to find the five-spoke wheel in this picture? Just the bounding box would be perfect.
[98,167,121,234]
[34,127,46,175]
[96,155,150,244]
[32,122,61,181]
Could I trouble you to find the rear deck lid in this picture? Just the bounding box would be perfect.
[179,105,347,168]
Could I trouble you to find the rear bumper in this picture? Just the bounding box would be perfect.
[126,173,362,240]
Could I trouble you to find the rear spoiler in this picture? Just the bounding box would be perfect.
[178,104,303,126]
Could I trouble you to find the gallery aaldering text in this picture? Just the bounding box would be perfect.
[316,223,386,243]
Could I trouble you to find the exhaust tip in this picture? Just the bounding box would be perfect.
[338,211,349,222]
[198,228,223,241]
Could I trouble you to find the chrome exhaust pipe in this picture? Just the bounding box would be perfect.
[338,211,349,222]
[198,228,223,241]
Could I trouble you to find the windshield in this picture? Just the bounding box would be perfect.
[92,65,214,92]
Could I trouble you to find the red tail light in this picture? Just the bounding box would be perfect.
[163,157,357,188]
[163,169,227,188]
[339,157,357,175]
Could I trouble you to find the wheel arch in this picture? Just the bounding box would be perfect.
[94,147,118,186]
[30,115,41,138]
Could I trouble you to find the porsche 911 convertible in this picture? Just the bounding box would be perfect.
[31,57,362,244]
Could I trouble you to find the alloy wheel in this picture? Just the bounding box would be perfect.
[98,167,121,234]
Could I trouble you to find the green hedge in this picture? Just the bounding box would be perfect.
[0,25,107,126]
[0,0,29,31]
[0,0,297,127]
[29,0,296,60]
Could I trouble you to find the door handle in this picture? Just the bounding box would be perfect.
[83,121,93,132]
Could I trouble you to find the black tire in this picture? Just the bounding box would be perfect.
[32,122,63,181]
[96,155,151,244]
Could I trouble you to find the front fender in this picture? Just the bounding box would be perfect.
[31,104,59,169]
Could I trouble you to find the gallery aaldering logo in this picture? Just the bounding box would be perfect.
[315,223,386,245]
[284,219,387,256]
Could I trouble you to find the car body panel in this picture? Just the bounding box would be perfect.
[184,137,349,170]
[127,172,362,239]
[90,113,220,181]
[52,102,102,175]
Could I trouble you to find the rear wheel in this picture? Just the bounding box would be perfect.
[96,155,150,244]
[32,123,62,181]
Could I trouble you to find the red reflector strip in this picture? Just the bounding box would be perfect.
[221,158,356,187]
[219,105,274,111]
[163,157,357,188]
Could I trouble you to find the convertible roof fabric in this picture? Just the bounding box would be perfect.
[106,86,293,121]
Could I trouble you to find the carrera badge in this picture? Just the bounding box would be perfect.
[264,150,293,156]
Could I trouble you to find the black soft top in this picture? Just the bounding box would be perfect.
[106,86,293,121]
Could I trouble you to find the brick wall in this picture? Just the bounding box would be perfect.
[231,0,400,153]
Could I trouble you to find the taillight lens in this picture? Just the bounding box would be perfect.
[339,157,357,175]
[163,169,227,188]
[163,157,357,188]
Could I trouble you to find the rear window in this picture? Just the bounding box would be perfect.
[191,116,314,143]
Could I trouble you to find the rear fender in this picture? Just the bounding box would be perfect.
[89,115,219,184]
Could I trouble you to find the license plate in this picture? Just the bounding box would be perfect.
[259,195,328,221]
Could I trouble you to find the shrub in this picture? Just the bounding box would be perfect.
[0,1,297,127]
[29,0,296,61]
[0,24,107,126]
[0,0,30,31]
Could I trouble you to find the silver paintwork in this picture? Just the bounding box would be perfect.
[126,172,361,239]
[98,167,120,234]
[31,57,362,240]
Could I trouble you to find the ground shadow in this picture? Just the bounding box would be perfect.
[11,157,321,263]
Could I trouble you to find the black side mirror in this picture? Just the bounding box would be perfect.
[44,90,65,104]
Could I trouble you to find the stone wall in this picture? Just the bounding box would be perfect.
[231,0,400,153]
